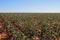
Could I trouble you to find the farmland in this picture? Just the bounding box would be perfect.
[0,13,60,40]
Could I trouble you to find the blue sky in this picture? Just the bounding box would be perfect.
[0,0,60,12]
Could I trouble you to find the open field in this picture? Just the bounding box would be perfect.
[0,13,60,40]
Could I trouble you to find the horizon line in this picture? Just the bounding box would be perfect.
[0,11,60,13]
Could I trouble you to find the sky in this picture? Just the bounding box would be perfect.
[0,0,60,12]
